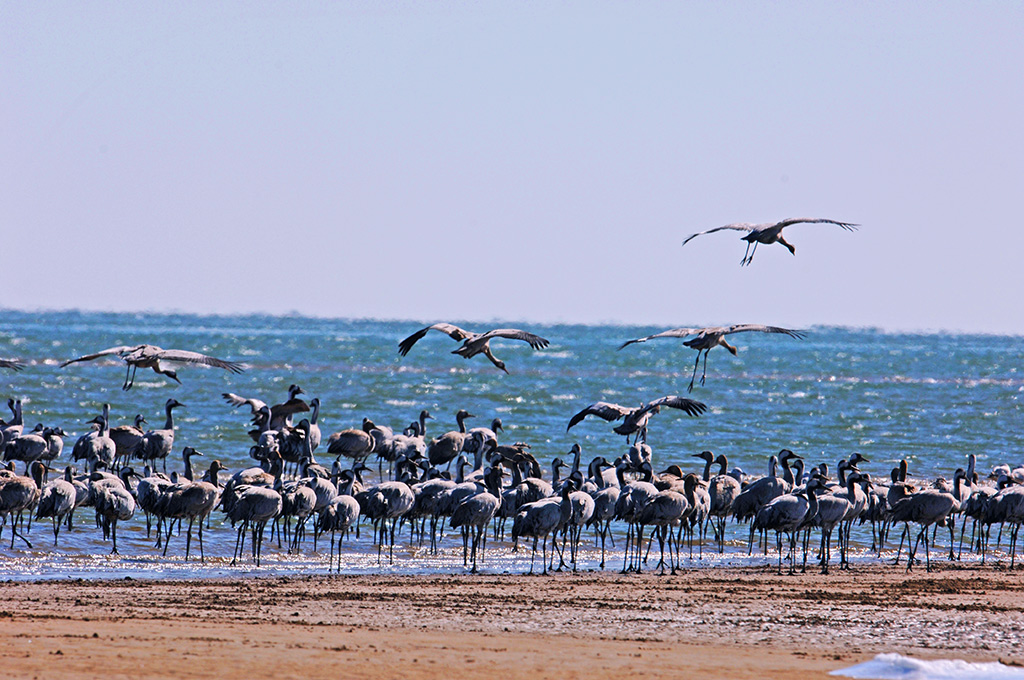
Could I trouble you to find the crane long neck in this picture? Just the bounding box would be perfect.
[163,404,175,430]
[510,461,524,486]
[781,456,794,485]
[183,453,194,482]
[701,456,712,482]
[304,426,315,463]
[31,462,45,488]
[487,468,503,503]
[804,490,818,522]
[589,459,606,489]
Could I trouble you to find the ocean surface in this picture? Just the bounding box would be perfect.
[0,309,1022,579]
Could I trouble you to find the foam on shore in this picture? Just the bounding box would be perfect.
[832,653,1024,679]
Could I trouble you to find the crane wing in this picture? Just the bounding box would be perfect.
[270,398,310,418]
[154,349,245,373]
[723,324,806,340]
[398,323,472,356]
[478,329,550,350]
[59,345,140,368]
[566,402,631,431]
[775,217,859,232]
[619,327,705,349]
[0,359,25,371]
[643,395,708,417]
[682,223,756,246]
[222,393,267,413]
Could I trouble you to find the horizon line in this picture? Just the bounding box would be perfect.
[1,305,1021,338]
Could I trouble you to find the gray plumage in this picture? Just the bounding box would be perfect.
[694,451,742,553]
[682,217,858,266]
[449,464,503,572]
[512,483,574,575]
[567,395,707,440]
[60,343,244,390]
[109,415,146,469]
[326,426,375,464]
[621,324,805,392]
[890,471,962,572]
[93,472,137,555]
[398,322,549,374]
[227,485,283,566]
[72,411,116,472]
[157,452,225,561]
[753,487,816,574]
[35,466,77,546]
[0,461,44,548]
[134,399,184,472]
[427,410,476,468]
[223,384,309,430]
[321,486,361,572]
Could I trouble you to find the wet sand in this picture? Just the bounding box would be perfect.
[2,564,1022,679]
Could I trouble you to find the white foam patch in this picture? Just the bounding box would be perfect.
[832,654,1024,679]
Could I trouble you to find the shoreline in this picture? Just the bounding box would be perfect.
[2,566,1021,678]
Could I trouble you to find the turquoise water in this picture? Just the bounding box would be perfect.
[1,309,1022,577]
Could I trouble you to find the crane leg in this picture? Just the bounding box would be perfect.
[742,241,758,266]
[688,353,700,393]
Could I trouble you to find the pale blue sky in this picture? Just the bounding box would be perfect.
[4,2,1023,333]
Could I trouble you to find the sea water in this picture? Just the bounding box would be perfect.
[0,309,1022,578]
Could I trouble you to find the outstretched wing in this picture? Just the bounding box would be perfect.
[775,217,858,232]
[0,359,25,371]
[155,349,245,373]
[619,327,705,350]
[682,223,756,246]
[567,402,631,431]
[643,395,708,417]
[397,323,472,356]
[270,398,310,418]
[222,393,267,414]
[477,329,549,350]
[59,345,139,368]
[723,324,806,340]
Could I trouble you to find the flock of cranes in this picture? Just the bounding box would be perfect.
[8,217,1015,576]
[0,379,1021,577]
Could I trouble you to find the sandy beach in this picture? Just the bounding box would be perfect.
[2,564,1021,679]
